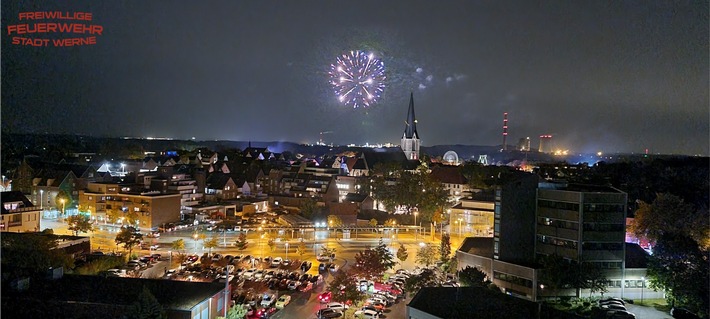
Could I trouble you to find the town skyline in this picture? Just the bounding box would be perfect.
[2,1,708,156]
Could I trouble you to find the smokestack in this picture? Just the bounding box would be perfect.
[502,112,508,151]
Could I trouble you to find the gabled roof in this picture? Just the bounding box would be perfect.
[1,191,34,214]
[430,166,468,185]
[457,237,494,258]
[344,193,369,203]
[625,243,650,268]
[205,173,233,189]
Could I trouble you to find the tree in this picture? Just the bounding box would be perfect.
[66,214,93,236]
[267,237,275,252]
[404,268,439,293]
[458,266,490,287]
[327,214,344,228]
[55,190,70,215]
[115,226,143,258]
[300,198,318,220]
[444,256,458,274]
[632,193,709,249]
[439,233,451,262]
[126,211,140,226]
[218,304,249,319]
[107,208,121,224]
[632,193,709,314]
[368,218,378,227]
[415,243,438,267]
[538,254,572,297]
[374,239,396,270]
[171,239,186,254]
[1,232,74,278]
[235,233,249,251]
[383,218,397,227]
[396,244,409,263]
[127,286,164,319]
[204,237,219,255]
[289,239,303,258]
[326,269,364,304]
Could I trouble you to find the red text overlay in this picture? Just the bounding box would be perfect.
[7,11,103,47]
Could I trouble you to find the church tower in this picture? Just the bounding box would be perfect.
[401,92,421,160]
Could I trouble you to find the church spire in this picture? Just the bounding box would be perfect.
[403,92,418,139]
[401,92,421,160]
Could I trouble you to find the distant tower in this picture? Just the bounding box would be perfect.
[539,135,552,153]
[401,92,421,160]
[502,112,508,151]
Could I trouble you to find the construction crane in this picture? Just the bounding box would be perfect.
[318,131,333,145]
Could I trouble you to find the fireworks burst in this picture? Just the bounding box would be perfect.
[329,51,386,108]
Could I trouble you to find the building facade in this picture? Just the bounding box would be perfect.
[1,191,41,232]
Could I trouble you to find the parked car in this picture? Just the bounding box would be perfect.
[671,308,701,319]
[271,257,283,268]
[354,309,380,319]
[300,261,312,272]
[287,280,301,290]
[326,302,349,312]
[282,259,291,267]
[243,268,257,278]
[298,281,314,292]
[328,263,337,272]
[260,294,276,307]
[275,294,291,309]
[316,308,343,319]
[319,263,327,272]
[318,291,332,303]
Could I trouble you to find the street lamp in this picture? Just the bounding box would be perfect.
[260,234,265,259]
[193,233,199,253]
[40,189,44,209]
[60,198,66,216]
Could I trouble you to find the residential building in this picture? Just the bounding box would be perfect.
[430,165,470,201]
[1,191,41,232]
[78,182,181,230]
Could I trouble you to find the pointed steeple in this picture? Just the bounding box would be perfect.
[403,92,418,139]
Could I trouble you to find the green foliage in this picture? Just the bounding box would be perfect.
[300,198,318,220]
[235,233,248,251]
[171,239,185,253]
[327,215,344,228]
[368,218,378,227]
[1,233,74,278]
[632,193,709,316]
[415,243,438,267]
[439,233,451,262]
[396,244,409,263]
[115,226,143,257]
[55,189,70,213]
[326,269,364,304]
[75,255,125,275]
[369,164,450,223]
[127,286,165,319]
[404,268,439,293]
[296,240,306,258]
[353,240,395,281]
[383,218,397,227]
[219,304,248,319]
[267,237,275,251]
[106,209,121,224]
[458,266,490,287]
[66,214,93,236]
[204,237,219,254]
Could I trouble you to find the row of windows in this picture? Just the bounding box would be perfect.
[582,242,624,251]
[582,223,624,232]
[605,280,646,288]
[583,204,624,213]
[537,235,578,249]
[539,200,580,211]
[494,271,533,288]
[539,218,579,230]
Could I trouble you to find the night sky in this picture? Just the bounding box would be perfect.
[2,1,708,155]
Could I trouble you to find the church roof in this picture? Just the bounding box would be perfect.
[403,92,418,139]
